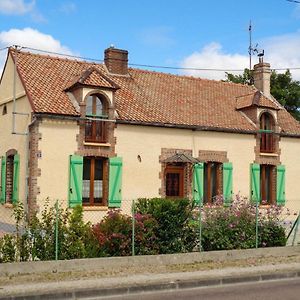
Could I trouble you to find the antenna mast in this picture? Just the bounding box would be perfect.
[248,20,252,70]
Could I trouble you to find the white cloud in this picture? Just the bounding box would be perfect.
[0,27,75,76]
[181,31,300,81]
[0,0,35,15]
[180,42,251,80]
[140,26,175,48]
[59,2,76,14]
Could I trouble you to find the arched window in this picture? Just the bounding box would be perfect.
[260,112,275,153]
[85,94,108,143]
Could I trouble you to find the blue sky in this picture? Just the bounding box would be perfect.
[1,0,300,79]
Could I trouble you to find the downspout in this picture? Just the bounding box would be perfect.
[12,46,17,135]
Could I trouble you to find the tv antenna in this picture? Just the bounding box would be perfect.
[248,21,264,69]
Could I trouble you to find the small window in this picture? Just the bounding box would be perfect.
[82,157,107,206]
[165,164,184,198]
[203,162,222,204]
[2,105,7,115]
[260,112,275,153]
[85,94,108,143]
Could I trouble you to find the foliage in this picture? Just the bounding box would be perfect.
[92,209,158,256]
[135,198,197,254]
[200,195,287,251]
[225,68,300,120]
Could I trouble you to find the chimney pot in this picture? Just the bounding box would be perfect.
[104,47,128,75]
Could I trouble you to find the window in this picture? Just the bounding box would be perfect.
[0,153,19,205]
[85,94,108,143]
[260,112,275,153]
[250,163,285,206]
[82,157,106,206]
[165,164,184,198]
[2,105,7,115]
[203,162,221,204]
[260,164,275,205]
[193,162,232,206]
[68,155,122,208]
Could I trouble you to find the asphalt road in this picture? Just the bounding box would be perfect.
[104,278,300,300]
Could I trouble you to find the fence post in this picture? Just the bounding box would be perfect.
[292,211,300,246]
[199,201,202,252]
[55,200,59,261]
[132,199,135,256]
[255,200,259,248]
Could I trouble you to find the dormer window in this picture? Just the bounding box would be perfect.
[260,112,275,153]
[85,94,108,143]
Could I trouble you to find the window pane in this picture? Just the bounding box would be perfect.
[211,163,218,202]
[94,159,103,203]
[166,173,180,197]
[82,158,91,203]
[95,96,103,116]
[86,96,93,116]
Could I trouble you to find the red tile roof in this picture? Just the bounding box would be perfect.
[9,49,300,134]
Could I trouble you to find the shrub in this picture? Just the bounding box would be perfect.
[135,198,197,254]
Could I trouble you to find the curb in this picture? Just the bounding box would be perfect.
[0,270,299,300]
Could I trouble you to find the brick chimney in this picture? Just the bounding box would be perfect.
[253,59,271,98]
[104,47,128,75]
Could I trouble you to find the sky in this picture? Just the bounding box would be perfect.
[1,0,300,80]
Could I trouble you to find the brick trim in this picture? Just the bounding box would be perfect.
[198,150,229,163]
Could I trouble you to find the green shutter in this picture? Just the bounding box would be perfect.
[0,157,6,204]
[223,162,233,206]
[12,154,20,204]
[276,165,286,206]
[250,163,260,203]
[68,155,83,208]
[108,157,122,208]
[193,162,204,205]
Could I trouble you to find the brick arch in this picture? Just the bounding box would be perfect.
[83,90,112,109]
[6,149,17,157]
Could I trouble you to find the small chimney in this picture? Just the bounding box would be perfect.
[104,47,128,75]
[253,60,271,98]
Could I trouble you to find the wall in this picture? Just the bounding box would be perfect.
[0,54,32,223]
[280,137,300,212]
[115,124,256,209]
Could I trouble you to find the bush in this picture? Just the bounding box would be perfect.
[135,198,197,254]
[200,195,287,251]
[92,210,159,256]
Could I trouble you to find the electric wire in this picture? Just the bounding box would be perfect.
[6,45,300,73]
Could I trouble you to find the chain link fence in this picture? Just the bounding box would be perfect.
[0,197,299,263]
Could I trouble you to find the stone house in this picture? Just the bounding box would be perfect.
[0,47,300,224]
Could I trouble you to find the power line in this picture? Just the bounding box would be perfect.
[7,45,300,73]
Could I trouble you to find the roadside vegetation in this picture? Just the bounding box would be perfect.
[0,196,290,263]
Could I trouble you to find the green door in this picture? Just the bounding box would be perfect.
[0,157,6,204]
[12,154,20,204]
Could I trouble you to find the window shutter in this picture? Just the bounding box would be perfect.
[250,163,260,203]
[68,155,83,208]
[223,162,233,206]
[12,154,20,204]
[0,157,6,204]
[193,162,204,205]
[108,157,122,208]
[276,165,286,206]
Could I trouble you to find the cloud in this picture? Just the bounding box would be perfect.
[0,27,75,75]
[180,31,300,81]
[180,42,250,80]
[0,0,35,15]
[59,2,76,14]
[140,26,175,48]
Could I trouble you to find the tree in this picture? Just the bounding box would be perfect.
[225,69,300,121]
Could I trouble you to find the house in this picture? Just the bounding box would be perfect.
[0,46,300,224]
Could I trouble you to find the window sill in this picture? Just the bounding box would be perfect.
[3,203,13,208]
[259,152,278,157]
[83,206,108,211]
[84,142,111,147]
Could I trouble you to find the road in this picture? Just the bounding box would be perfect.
[103,278,300,300]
